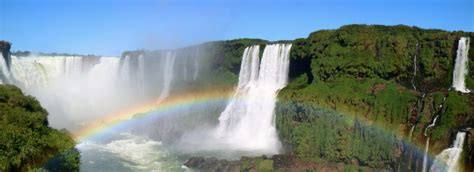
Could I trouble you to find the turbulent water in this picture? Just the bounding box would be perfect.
[452,37,470,93]
[215,44,292,154]
[430,132,467,172]
[78,133,188,172]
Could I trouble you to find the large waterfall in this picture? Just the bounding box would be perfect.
[215,44,292,154]
[0,51,202,130]
[1,55,125,129]
[452,37,470,93]
[430,132,467,172]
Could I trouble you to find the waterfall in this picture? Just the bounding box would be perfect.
[0,55,125,128]
[424,115,439,136]
[216,45,261,131]
[452,37,470,93]
[409,93,426,140]
[215,44,292,154]
[0,48,205,130]
[120,54,146,97]
[422,115,439,172]
[137,55,145,97]
[183,54,188,81]
[430,132,467,172]
[422,137,431,172]
[157,52,176,102]
[8,55,85,89]
[411,42,419,90]
[408,125,415,140]
[193,53,199,80]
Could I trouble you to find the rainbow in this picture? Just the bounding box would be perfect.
[73,87,234,141]
[73,86,448,170]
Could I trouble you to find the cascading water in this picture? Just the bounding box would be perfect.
[193,53,199,80]
[120,54,147,98]
[0,55,127,129]
[0,48,208,171]
[409,93,426,140]
[157,52,176,102]
[452,37,470,93]
[183,54,188,81]
[0,47,205,131]
[9,55,84,89]
[408,126,415,140]
[422,115,438,172]
[430,132,467,172]
[411,42,419,91]
[138,55,146,97]
[215,44,292,154]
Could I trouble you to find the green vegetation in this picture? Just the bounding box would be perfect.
[240,156,273,172]
[4,24,472,171]
[276,24,474,169]
[431,91,469,140]
[255,159,273,172]
[276,101,400,167]
[0,85,80,171]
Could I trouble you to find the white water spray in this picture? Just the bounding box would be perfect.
[430,132,467,172]
[215,44,292,154]
[452,37,470,93]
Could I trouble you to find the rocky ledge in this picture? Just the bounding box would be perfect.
[184,154,383,172]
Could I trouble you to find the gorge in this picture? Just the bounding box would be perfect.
[0,25,473,172]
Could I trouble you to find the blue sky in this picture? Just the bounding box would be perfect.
[1,0,473,56]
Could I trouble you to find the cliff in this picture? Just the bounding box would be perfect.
[122,25,474,171]
[4,24,472,171]
[0,41,11,69]
[276,24,474,171]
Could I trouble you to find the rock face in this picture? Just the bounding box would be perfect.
[185,157,241,171]
[0,40,11,69]
[466,128,474,171]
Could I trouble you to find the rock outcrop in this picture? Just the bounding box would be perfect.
[0,40,11,69]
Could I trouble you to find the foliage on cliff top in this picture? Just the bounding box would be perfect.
[0,85,80,172]
[290,24,473,89]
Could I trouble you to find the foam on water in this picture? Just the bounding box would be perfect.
[78,133,184,172]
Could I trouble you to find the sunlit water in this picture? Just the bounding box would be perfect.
[78,133,189,172]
